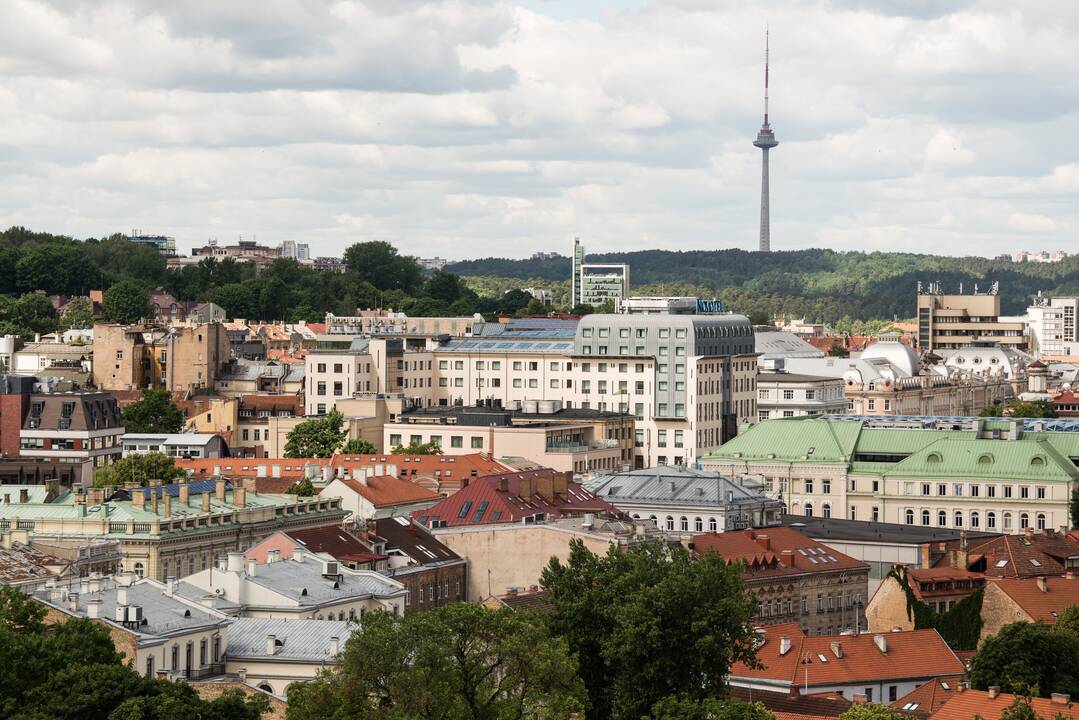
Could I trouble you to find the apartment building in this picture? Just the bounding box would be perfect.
[92,322,230,393]
[692,528,869,636]
[756,368,846,420]
[1027,296,1079,357]
[916,282,1026,351]
[20,391,125,470]
[703,415,1079,532]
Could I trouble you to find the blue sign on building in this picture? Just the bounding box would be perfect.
[695,298,724,314]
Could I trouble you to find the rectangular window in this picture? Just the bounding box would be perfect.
[471,437,483,449]
[1021,486,1029,499]
[451,436,463,448]
[389,434,402,447]
[1037,486,1047,499]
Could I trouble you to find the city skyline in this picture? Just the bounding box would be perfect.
[1,1,1077,260]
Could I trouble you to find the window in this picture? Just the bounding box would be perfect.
[954,511,963,527]
[783,389,795,400]
[805,479,814,494]
[451,436,463,448]
[665,516,675,531]
[680,517,688,531]
[470,437,483,449]
[938,510,947,527]
[805,503,813,517]
[708,518,717,532]
[1020,512,1029,529]
[1037,486,1047,500]
[694,517,703,532]
[1037,513,1047,530]
[922,483,930,496]
[921,510,930,526]
[987,512,997,529]
[823,503,832,518]
[971,512,980,528]
[1021,486,1029,499]
[905,509,914,525]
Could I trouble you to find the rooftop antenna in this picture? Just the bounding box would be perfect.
[764,26,771,127]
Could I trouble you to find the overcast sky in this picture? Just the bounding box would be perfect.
[2,0,1077,260]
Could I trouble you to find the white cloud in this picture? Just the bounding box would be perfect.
[1,0,1078,259]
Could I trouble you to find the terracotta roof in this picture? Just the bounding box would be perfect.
[730,625,964,688]
[493,588,554,613]
[932,690,1079,720]
[279,526,385,565]
[335,475,440,509]
[0,542,67,584]
[989,576,1079,624]
[889,675,964,718]
[238,394,304,412]
[934,530,1079,579]
[907,567,986,600]
[691,528,869,580]
[728,686,851,719]
[412,470,615,528]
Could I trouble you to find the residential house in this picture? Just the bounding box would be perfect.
[320,471,441,522]
[481,587,553,613]
[20,391,125,472]
[373,516,467,614]
[176,549,407,619]
[92,322,230,394]
[888,675,964,719]
[979,575,1079,642]
[728,623,965,704]
[692,528,870,636]
[866,567,987,633]
[246,528,387,572]
[931,687,1079,720]
[224,618,350,698]
[585,465,783,534]
[234,394,304,456]
[214,361,304,397]
[727,686,852,720]
[122,433,229,459]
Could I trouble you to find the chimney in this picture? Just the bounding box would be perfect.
[755,534,771,551]
[780,549,794,566]
[234,487,246,508]
[293,547,305,563]
[246,558,257,576]
[329,636,340,655]
[151,490,159,515]
[243,477,258,496]
[988,686,1001,700]
[226,552,244,572]
[1026,527,1035,541]
[132,489,145,510]
[238,668,247,684]
[1067,571,1076,580]
[67,592,80,612]
[19,488,28,503]
[518,475,535,497]
[1052,693,1071,706]
[165,577,175,596]
[215,477,226,501]
[873,634,887,654]
[117,586,129,607]
[852,694,867,706]
[162,493,172,517]
[202,492,210,512]
[536,472,554,501]
[582,513,595,530]
[830,641,842,659]
[266,635,277,656]
[553,471,570,497]
[956,682,966,694]
[86,599,102,619]
[498,477,509,492]
[779,636,792,655]
[178,482,189,506]
[1037,576,1048,593]
[268,549,281,564]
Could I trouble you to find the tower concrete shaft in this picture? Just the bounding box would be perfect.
[752,29,777,252]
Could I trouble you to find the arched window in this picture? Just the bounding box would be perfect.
[708,517,717,532]
[823,504,832,519]
[938,510,947,527]
[1037,513,1047,530]
[805,503,814,517]
[954,511,963,528]
[1021,512,1030,530]
[632,513,641,519]
[927,453,942,464]
[258,684,274,694]
[666,516,675,531]
[971,512,980,529]
[133,562,145,578]
[978,454,994,465]
[1003,512,1013,531]
[987,512,996,529]
[905,509,914,525]
[680,516,689,532]
[921,510,930,526]
[694,517,703,532]
[1031,456,1046,467]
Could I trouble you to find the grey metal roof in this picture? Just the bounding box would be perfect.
[227,618,353,661]
[781,514,999,545]
[439,338,574,354]
[585,466,778,509]
[236,558,405,606]
[218,362,303,381]
[755,331,826,360]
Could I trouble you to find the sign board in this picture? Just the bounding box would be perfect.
[695,298,724,314]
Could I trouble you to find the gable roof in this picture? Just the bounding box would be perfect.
[730,625,964,688]
[728,686,851,720]
[889,675,964,718]
[936,530,1079,578]
[932,690,1079,720]
[372,517,461,566]
[328,475,440,509]
[989,576,1079,624]
[412,470,615,528]
[691,528,868,580]
[281,526,385,565]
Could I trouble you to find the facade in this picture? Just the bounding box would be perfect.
[703,415,1079,534]
[866,567,987,633]
[127,234,177,255]
[93,323,230,393]
[373,516,468,614]
[756,370,846,420]
[177,549,407,619]
[693,527,870,636]
[978,575,1079,642]
[224,618,347,697]
[916,283,1026,351]
[324,312,477,337]
[570,238,630,307]
[0,480,348,581]
[584,465,783,533]
[1027,296,1079,357]
[729,624,965,704]
[122,433,229,459]
[20,391,124,470]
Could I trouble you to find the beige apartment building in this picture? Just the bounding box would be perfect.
[306,313,757,468]
[917,284,1026,351]
[93,322,230,393]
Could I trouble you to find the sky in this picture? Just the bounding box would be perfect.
[1,0,1077,261]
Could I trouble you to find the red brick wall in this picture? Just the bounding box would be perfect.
[0,394,29,457]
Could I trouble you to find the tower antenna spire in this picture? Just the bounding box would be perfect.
[764,27,770,126]
[753,27,778,252]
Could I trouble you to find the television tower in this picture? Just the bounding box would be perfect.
[753,29,778,252]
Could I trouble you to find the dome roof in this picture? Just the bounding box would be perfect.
[860,339,920,377]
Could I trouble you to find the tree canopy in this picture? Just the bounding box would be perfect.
[341,438,377,454]
[541,539,759,720]
[969,619,1079,697]
[284,410,347,458]
[93,452,188,488]
[286,603,585,720]
[103,279,153,324]
[390,441,440,455]
[121,389,185,433]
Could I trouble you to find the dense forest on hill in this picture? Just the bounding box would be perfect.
[447,249,1079,323]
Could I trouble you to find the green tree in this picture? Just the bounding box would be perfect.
[569,303,595,316]
[1053,605,1079,638]
[286,478,317,497]
[342,438,377,454]
[0,585,46,633]
[93,452,188,488]
[59,297,94,330]
[121,389,185,433]
[649,695,776,720]
[343,241,423,294]
[208,283,257,319]
[541,540,759,720]
[286,604,585,720]
[103,279,152,324]
[1006,401,1058,419]
[827,343,849,357]
[838,706,907,720]
[1072,487,1079,531]
[390,441,440,455]
[284,410,346,458]
[969,621,1079,697]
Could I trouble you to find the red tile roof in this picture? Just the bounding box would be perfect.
[932,690,1079,720]
[691,528,869,580]
[333,475,440,509]
[411,469,615,528]
[728,686,850,720]
[989,576,1079,624]
[730,625,964,688]
[889,675,964,718]
[932,530,1079,579]
[238,394,304,413]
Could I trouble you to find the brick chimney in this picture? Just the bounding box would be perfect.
[178,482,189,506]
[498,477,508,493]
[234,486,247,508]
[518,475,535,497]
[215,477,226,502]
[132,489,145,510]
[1052,693,1071,705]
[536,472,554,502]
[552,471,570,497]
[1037,576,1048,593]
[202,491,210,512]
[780,549,794,566]
[243,477,258,496]
[755,534,771,551]
[989,686,1001,699]
[162,492,172,517]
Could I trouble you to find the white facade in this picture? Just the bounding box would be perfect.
[757,372,846,420]
[1027,297,1079,357]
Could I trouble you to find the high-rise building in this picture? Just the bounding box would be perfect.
[571,238,585,306]
[916,282,1026,351]
[570,238,630,309]
[1027,296,1079,357]
[127,233,176,257]
[753,31,778,253]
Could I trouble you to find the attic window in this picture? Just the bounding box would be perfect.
[184,610,191,617]
[1031,456,1046,467]
[978,454,993,465]
[995,560,1009,568]
[301,588,308,596]
[816,654,828,663]
[927,453,942,464]
[903,703,920,711]
[1030,559,1042,567]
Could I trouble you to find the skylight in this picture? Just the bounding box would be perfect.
[816,654,828,663]
[1030,559,1042,567]
[995,560,1009,568]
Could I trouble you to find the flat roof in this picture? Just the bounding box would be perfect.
[780,514,999,545]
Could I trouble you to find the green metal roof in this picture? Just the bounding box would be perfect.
[703,418,1079,483]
